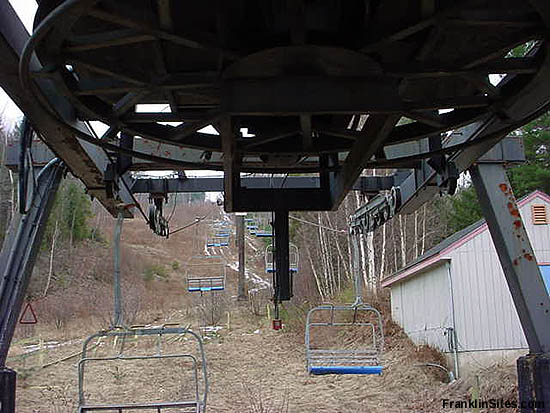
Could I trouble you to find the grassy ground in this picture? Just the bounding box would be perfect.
[7,208,519,412]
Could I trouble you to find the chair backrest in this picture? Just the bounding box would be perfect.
[305,304,384,374]
[188,276,225,292]
[186,256,226,291]
[264,244,299,272]
[78,327,208,411]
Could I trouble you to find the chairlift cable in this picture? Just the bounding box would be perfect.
[289,215,347,234]
[170,213,210,236]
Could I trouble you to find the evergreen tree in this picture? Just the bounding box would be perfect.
[444,185,483,234]
[508,112,550,198]
[443,111,549,234]
[43,179,92,246]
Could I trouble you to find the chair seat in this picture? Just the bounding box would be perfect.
[267,268,298,273]
[309,365,383,375]
[80,400,199,411]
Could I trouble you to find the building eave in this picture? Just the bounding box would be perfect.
[381,189,550,288]
[382,257,451,287]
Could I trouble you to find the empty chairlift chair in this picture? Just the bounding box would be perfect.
[265,243,299,273]
[205,236,219,248]
[255,230,273,238]
[205,221,230,247]
[213,223,231,239]
[245,218,258,235]
[78,325,208,412]
[305,303,384,375]
[206,236,229,247]
[205,235,229,247]
[205,239,216,248]
[187,256,226,292]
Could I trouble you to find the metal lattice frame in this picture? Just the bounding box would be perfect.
[78,326,208,412]
[20,0,550,184]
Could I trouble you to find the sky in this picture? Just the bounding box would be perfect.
[1,0,223,203]
[1,0,37,129]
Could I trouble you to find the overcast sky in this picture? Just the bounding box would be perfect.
[1,0,225,191]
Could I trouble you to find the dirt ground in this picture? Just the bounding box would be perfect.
[7,210,518,412]
[9,308,451,413]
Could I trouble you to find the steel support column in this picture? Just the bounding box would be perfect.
[236,214,247,301]
[0,368,16,413]
[0,159,65,413]
[221,117,239,213]
[112,211,124,327]
[351,231,363,305]
[470,163,550,411]
[274,211,291,302]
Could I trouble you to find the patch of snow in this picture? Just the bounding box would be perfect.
[199,326,223,333]
[245,236,259,252]
[23,338,81,354]
[227,261,271,290]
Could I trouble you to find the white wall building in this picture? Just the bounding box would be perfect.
[382,190,550,377]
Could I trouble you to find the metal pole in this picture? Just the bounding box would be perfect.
[351,231,363,305]
[274,211,291,302]
[470,164,550,353]
[0,368,16,412]
[236,214,247,301]
[112,210,124,328]
[470,163,550,411]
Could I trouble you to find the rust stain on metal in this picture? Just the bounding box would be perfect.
[499,183,508,193]
[507,202,520,217]
[524,253,534,261]
[513,258,519,266]
[513,220,522,229]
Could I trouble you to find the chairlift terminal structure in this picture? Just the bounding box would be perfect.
[1,0,550,410]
